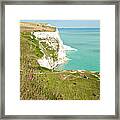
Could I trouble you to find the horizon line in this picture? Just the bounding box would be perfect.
[58,27,100,28]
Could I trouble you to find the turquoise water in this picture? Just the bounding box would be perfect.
[58,28,100,72]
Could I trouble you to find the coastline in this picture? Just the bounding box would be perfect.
[33,27,100,72]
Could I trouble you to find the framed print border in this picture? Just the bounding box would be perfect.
[0,0,120,119]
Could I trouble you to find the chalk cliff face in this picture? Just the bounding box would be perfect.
[32,29,67,69]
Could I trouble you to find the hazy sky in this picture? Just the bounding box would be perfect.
[21,20,100,28]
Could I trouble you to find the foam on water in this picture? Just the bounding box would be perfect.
[63,45,77,51]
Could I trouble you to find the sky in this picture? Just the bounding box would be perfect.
[20,20,100,28]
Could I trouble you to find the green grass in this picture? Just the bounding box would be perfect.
[20,31,100,100]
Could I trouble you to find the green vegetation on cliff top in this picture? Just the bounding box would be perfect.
[20,32,100,100]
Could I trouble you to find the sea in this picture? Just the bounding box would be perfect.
[58,28,100,72]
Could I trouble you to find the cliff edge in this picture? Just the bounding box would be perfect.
[20,22,67,70]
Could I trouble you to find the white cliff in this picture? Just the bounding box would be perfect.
[32,29,67,69]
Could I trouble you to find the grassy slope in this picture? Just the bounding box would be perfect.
[20,32,100,100]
